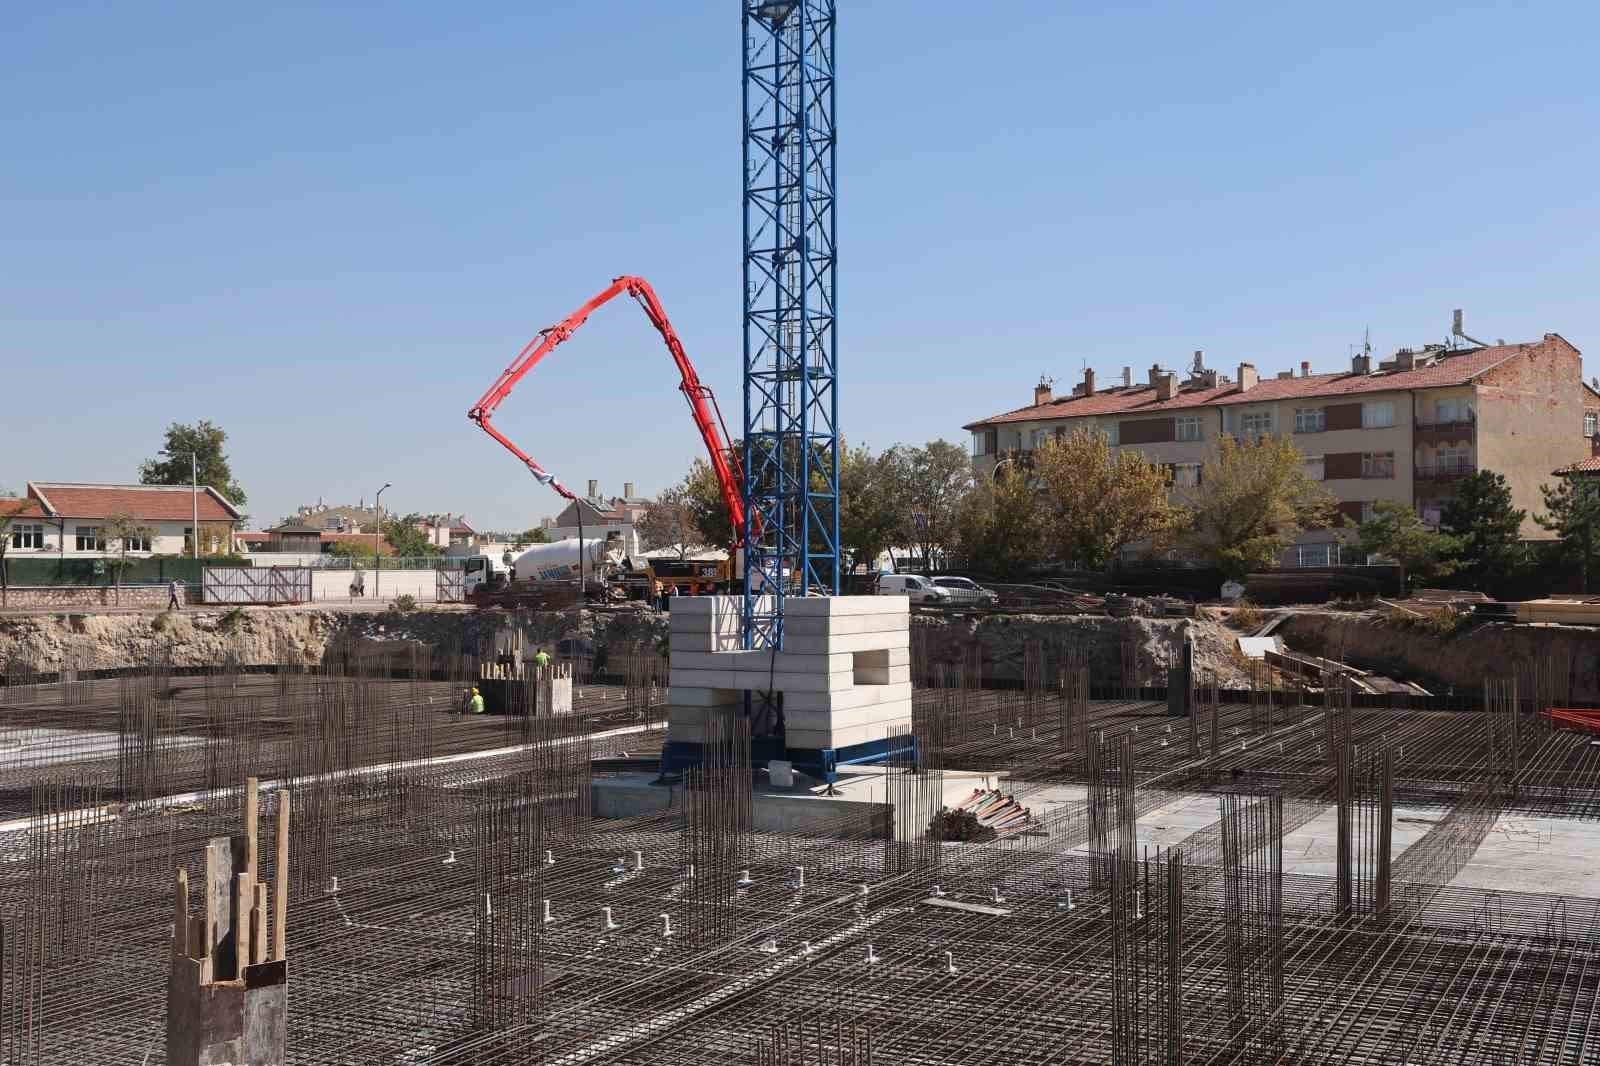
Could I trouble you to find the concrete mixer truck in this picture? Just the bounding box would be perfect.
[462,532,629,609]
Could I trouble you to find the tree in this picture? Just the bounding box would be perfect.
[636,486,707,560]
[681,457,739,550]
[383,514,442,558]
[139,419,248,507]
[890,440,972,568]
[1353,500,1459,592]
[513,528,549,549]
[326,540,379,563]
[839,444,903,575]
[1441,470,1526,592]
[103,510,157,606]
[1536,472,1600,593]
[0,496,34,609]
[1180,434,1337,580]
[954,465,1042,578]
[1031,428,1185,570]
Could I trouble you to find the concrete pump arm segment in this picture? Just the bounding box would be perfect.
[467,276,747,542]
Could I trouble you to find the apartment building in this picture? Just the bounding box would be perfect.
[964,334,1587,565]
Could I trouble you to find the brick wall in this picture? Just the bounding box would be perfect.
[0,585,185,609]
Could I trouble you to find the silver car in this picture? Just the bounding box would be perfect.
[931,576,999,607]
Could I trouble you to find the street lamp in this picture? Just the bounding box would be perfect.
[375,483,391,596]
[190,452,199,561]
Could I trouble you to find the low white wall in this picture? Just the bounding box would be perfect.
[309,569,438,603]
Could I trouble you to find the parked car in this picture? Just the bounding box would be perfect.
[876,573,951,605]
[931,576,999,607]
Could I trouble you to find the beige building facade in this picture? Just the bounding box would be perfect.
[964,335,1587,564]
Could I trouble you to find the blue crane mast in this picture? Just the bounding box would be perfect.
[741,0,840,651]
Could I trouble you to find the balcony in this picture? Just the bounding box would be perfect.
[1415,458,1476,482]
[1414,413,1476,445]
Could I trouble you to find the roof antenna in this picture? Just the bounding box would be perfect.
[1452,309,1489,348]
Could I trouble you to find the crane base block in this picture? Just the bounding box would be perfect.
[658,733,917,787]
[662,595,913,765]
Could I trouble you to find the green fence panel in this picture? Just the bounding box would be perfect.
[0,556,233,587]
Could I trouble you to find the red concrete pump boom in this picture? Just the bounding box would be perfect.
[467,275,746,543]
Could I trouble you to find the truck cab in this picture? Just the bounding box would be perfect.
[462,553,510,596]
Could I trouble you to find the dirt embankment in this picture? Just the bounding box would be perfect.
[1279,612,1600,701]
[913,613,1251,688]
[0,606,672,674]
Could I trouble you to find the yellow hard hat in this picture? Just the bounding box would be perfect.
[472,687,480,694]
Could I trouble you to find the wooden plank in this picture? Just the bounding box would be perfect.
[205,837,234,971]
[274,790,290,962]
[252,882,269,965]
[243,776,259,877]
[174,868,189,959]
[235,872,254,981]
[919,897,1012,917]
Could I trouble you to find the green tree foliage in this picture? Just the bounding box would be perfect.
[0,496,34,608]
[1353,500,1458,591]
[1536,472,1600,593]
[139,420,248,507]
[382,514,442,558]
[1180,434,1337,580]
[514,528,549,548]
[1440,470,1526,591]
[890,440,972,566]
[325,540,379,563]
[954,465,1041,578]
[679,457,738,550]
[102,510,158,604]
[1031,428,1185,570]
[839,444,903,575]
[636,486,707,560]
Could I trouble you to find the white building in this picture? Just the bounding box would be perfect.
[3,482,243,558]
[547,481,652,558]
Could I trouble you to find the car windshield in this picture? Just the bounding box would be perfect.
[934,578,977,589]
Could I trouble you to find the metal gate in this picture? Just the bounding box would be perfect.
[436,568,465,604]
[203,566,312,605]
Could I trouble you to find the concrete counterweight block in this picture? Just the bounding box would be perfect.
[664,595,912,755]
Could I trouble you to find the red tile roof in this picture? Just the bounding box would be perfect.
[27,482,242,521]
[0,498,47,519]
[964,343,1541,430]
[1557,457,1600,474]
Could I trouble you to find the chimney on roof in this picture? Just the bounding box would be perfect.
[1082,367,1095,396]
[1352,352,1371,375]
[1394,348,1415,371]
[1300,360,1311,378]
[587,479,599,499]
[1237,362,1258,392]
[1155,372,1176,401]
[1122,366,1132,388]
[1033,375,1054,406]
[624,481,635,499]
[1148,364,1163,387]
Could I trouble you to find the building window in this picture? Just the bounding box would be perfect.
[1586,412,1598,438]
[1362,451,1395,478]
[75,525,105,552]
[1102,422,1118,447]
[123,532,152,553]
[1294,408,1325,433]
[1296,542,1341,568]
[11,523,43,550]
[1303,456,1324,482]
[971,431,988,457]
[1362,401,1395,428]
[1171,462,1202,488]
[1228,409,1274,437]
[1176,416,1202,442]
[1435,398,1473,424]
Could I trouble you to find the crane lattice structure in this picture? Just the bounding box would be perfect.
[742,0,840,650]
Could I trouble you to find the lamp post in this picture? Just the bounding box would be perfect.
[190,453,199,561]
[375,482,391,597]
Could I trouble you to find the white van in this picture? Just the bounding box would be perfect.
[877,574,950,604]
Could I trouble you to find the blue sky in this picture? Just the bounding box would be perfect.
[5,2,1597,531]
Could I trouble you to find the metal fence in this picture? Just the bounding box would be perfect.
[203,567,312,605]
[242,553,466,570]
[436,569,465,603]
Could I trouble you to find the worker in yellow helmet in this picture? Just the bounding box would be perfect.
[469,687,485,715]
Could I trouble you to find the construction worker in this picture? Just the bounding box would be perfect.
[469,687,485,715]
[168,579,182,611]
[532,646,551,670]
[459,687,474,715]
